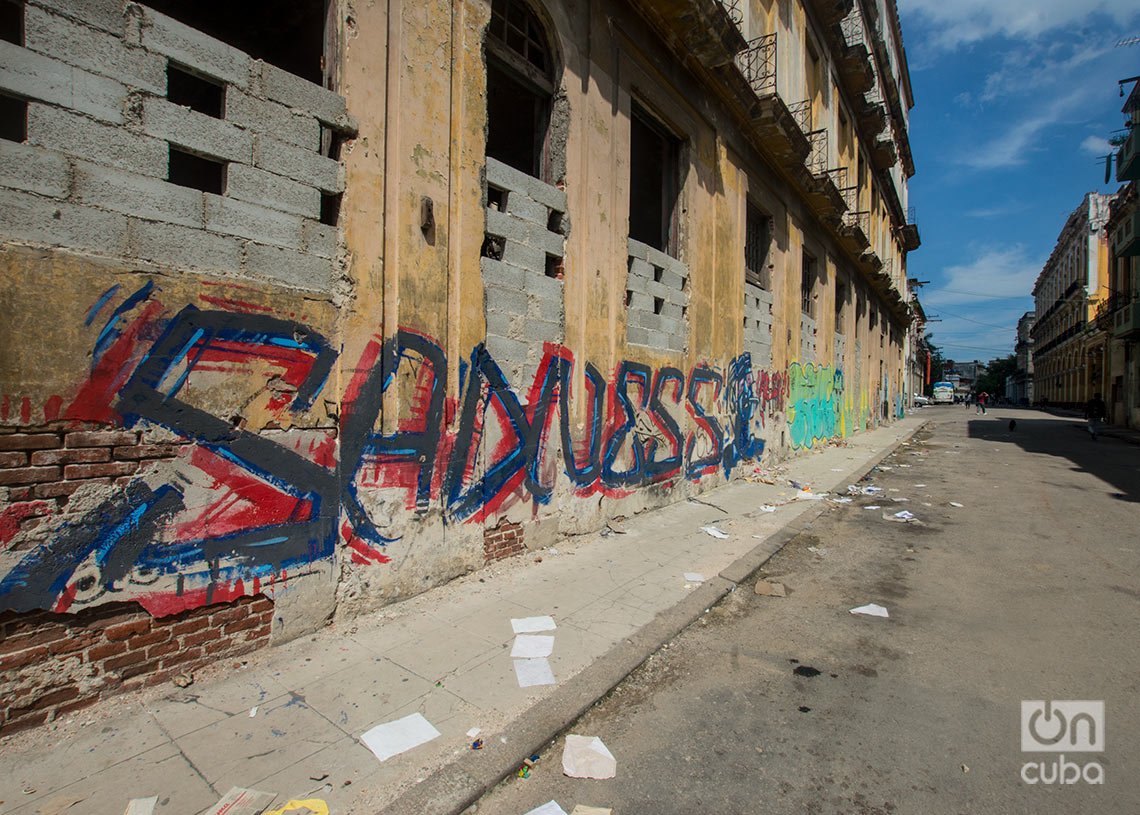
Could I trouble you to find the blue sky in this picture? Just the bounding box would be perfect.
[896,0,1140,364]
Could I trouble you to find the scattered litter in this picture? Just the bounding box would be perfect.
[922,502,933,507]
[547,547,560,556]
[524,802,569,815]
[308,774,329,782]
[248,706,258,718]
[604,521,627,535]
[807,546,828,556]
[914,484,927,488]
[517,765,531,779]
[514,657,556,687]
[264,801,330,815]
[204,788,276,815]
[892,497,910,503]
[887,488,900,493]
[360,713,442,762]
[683,572,705,583]
[878,465,893,471]
[700,525,729,539]
[864,505,881,510]
[795,490,828,501]
[788,479,806,489]
[850,603,890,618]
[562,735,617,779]
[961,764,971,774]
[172,673,194,688]
[471,739,484,750]
[512,616,556,634]
[793,665,822,677]
[571,807,613,815]
[466,727,482,738]
[861,486,884,495]
[830,468,845,472]
[830,497,852,504]
[886,510,916,522]
[758,505,777,513]
[125,798,158,815]
[949,502,964,508]
[754,579,787,597]
[511,635,555,659]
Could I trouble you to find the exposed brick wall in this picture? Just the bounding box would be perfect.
[0,423,185,546]
[483,519,525,563]
[0,594,273,734]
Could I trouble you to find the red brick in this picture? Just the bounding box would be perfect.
[21,686,80,711]
[127,629,171,648]
[146,640,180,660]
[223,616,261,635]
[170,618,205,637]
[104,649,148,672]
[64,430,138,448]
[0,466,61,486]
[119,659,162,681]
[87,640,128,661]
[34,480,103,499]
[7,486,33,500]
[113,444,176,460]
[204,637,238,655]
[53,697,96,719]
[0,451,28,467]
[248,596,274,613]
[181,629,218,648]
[103,618,150,642]
[63,461,138,480]
[161,646,203,669]
[31,448,110,466]
[2,709,49,732]
[48,633,94,656]
[1,623,68,651]
[0,434,61,451]
[0,645,48,671]
[210,606,245,626]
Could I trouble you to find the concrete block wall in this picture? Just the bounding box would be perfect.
[836,331,847,364]
[626,239,690,353]
[483,157,568,386]
[0,0,351,293]
[800,314,818,362]
[744,282,774,367]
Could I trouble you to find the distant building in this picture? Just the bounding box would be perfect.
[1031,192,1115,409]
[944,358,985,397]
[1009,312,1035,404]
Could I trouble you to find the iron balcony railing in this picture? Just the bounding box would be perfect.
[825,166,848,197]
[788,99,812,134]
[806,128,828,175]
[739,33,776,97]
[838,180,858,214]
[906,206,916,225]
[844,209,870,235]
[840,8,865,46]
[717,0,743,28]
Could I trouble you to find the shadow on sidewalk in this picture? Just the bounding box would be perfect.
[967,413,1140,503]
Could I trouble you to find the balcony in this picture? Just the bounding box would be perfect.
[797,131,846,218]
[837,11,875,94]
[630,0,747,70]
[899,206,921,251]
[1113,299,1140,339]
[838,208,870,253]
[1110,210,1140,257]
[805,0,855,26]
[1116,128,1139,182]
[857,85,888,136]
[871,135,897,170]
[736,34,812,165]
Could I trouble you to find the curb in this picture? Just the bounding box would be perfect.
[380,421,927,815]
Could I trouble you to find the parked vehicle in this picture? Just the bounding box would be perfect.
[932,381,955,404]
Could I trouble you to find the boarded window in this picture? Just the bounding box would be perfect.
[629,102,682,256]
[745,202,771,290]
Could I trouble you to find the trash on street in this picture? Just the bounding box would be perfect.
[360,713,442,762]
[700,525,729,539]
[849,603,890,618]
[562,735,617,779]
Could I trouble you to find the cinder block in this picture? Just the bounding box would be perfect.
[27,103,166,176]
[253,135,341,193]
[203,194,303,249]
[532,224,565,257]
[31,0,125,35]
[485,284,529,317]
[144,97,253,163]
[626,257,653,285]
[486,156,535,196]
[301,219,337,259]
[522,267,564,300]
[480,257,526,290]
[0,187,128,255]
[627,237,649,261]
[225,89,320,149]
[243,241,333,291]
[626,291,652,312]
[644,243,687,276]
[504,192,547,225]
[225,163,320,218]
[524,175,566,213]
[0,140,70,198]
[74,161,204,228]
[528,291,564,325]
[257,61,349,128]
[660,302,683,321]
[500,240,545,274]
[485,332,531,369]
[522,317,562,345]
[23,5,166,95]
[658,268,685,291]
[626,325,651,347]
[484,208,530,244]
[140,7,251,87]
[0,40,127,124]
[128,216,242,271]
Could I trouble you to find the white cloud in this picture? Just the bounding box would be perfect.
[1081,134,1113,155]
[957,91,1083,169]
[899,0,1140,50]
[924,245,1044,308]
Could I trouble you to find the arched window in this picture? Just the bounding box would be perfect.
[485,0,557,179]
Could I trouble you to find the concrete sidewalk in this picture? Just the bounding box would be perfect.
[0,416,924,815]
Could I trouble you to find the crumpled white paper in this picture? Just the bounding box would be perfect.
[849,603,890,618]
[562,734,617,779]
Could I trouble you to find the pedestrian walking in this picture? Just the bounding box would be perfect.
[1085,392,1107,440]
[976,391,988,415]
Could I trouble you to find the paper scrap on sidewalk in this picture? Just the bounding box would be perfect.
[125,798,158,815]
[205,788,277,815]
[514,657,556,687]
[864,505,881,510]
[524,802,569,815]
[511,635,555,659]
[754,579,786,597]
[861,486,883,495]
[949,502,964,508]
[571,807,613,815]
[683,572,705,583]
[830,468,845,472]
[264,801,330,815]
[914,484,927,488]
[562,735,617,779]
[889,510,916,521]
[248,706,258,717]
[759,504,777,513]
[512,616,556,634]
[850,603,890,618]
[467,727,482,738]
[795,490,827,501]
[831,497,853,504]
[360,713,441,762]
[700,525,729,539]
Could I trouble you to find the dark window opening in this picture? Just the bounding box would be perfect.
[1,0,23,45]
[144,0,326,84]
[167,63,224,118]
[485,0,555,180]
[653,266,663,284]
[0,93,27,142]
[321,126,343,160]
[745,201,772,289]
[835,280,846,320]
[629,102,681,256]
[547,208,563,234]
[545,253,563,279]
[801,252,816,317]
[320,192,341,226]
[653,296,664,315]
[168,146,225,194]
[487,185,508,212]
[625,288,633,308]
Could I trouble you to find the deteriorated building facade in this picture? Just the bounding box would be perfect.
[0,0,917,729]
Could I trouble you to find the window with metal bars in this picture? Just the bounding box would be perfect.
[629,102,682,256]
[801,252,816,317]
[745,202,771,290]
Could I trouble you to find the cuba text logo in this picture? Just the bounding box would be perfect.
[1020,700,1104,785]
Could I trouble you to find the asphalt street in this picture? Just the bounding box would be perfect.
[470,408,1140,815]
